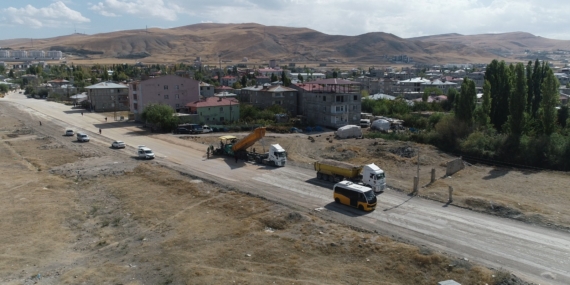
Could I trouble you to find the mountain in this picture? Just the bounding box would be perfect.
[1,24,567,64]
[409,32,570,59]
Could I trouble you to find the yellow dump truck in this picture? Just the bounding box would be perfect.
[213,127,287,166]
[314,159,386,192]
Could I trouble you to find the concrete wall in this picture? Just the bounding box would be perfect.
[446,158,464,176]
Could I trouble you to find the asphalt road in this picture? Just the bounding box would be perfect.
[2,91,569,285]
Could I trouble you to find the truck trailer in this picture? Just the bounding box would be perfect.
[212,127,287,166]
[314,159,386,192]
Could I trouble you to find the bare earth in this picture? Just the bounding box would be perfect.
[2,93,568,284]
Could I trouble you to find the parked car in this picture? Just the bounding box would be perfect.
[174,127,191,134]
[202,125,212,133]
[111,141,126,149]
[76,133,90,142]
[186,124,203,134]
[65,129,74,136]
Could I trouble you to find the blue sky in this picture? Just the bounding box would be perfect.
[1,0,570,40]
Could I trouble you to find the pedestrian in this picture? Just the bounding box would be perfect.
[234,153,238,163]
[99,128,102,134]
[39,121,42,126]
[105,117,107,122]
[81,112,83,116]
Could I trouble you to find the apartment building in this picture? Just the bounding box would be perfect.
[85,82,129,112]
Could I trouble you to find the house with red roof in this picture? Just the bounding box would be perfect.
[186,97,239,124]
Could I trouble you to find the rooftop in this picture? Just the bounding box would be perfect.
[86,81,128,89]
[186,96,238,108]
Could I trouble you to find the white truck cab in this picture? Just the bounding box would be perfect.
[267,144,287,166]
[361,163,386,192]
[137,145,155,159]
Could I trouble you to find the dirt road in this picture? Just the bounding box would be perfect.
[2,91,569,284]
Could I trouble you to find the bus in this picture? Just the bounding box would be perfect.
[333,181,377,211]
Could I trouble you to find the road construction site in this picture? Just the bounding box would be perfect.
[1,90,569,284]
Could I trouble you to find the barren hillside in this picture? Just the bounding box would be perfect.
[0,23,498,64]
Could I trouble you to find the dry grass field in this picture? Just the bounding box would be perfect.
[0,103,527,284]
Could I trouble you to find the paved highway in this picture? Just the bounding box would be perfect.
[2,91,569,284]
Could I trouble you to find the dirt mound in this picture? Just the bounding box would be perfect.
[49,156,139,179]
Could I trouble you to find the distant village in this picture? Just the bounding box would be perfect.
[2,49,570,130]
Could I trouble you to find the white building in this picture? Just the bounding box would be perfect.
[11,50,27,59]
[46,51,63,59]
[0,50,10,58]
[28,50,45,59]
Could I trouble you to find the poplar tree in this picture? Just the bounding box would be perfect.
[540,69,559,135]
[507,63,527,137]
[456,78,476,125]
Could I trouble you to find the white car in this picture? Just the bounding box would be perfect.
[137,145,155,159]
[111,141,126,149]
[202,125,212,133]
[76,133,90,142]
[65,129,74,136]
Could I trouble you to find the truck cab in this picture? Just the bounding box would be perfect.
[267,144,287,166]
[137,145,155,159]
[361,163,386,192]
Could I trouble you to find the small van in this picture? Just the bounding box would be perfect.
[333,181,377,211]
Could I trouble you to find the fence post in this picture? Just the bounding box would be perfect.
[413,176,419,195]
[448,186,453,203]
[431,168,436,183]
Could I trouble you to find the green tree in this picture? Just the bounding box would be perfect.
[0,84,8,94]
[141,104,179,131]
[423,87,443,102]
[480,80,492,127]
[0,65,5,75]
[531,59,548,118]
[281,71,290,86]
[540,69,559,135]
[8,69,14,78]
[231,81,242,89]
[455,78,476,125]
[240,75,247,87]
[332,70,338,78]
[506,63,527,138]
[270,73,278,82]
[297,73,303,82]
[486,60,512,132]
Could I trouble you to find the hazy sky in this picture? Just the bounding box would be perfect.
[1,0,569,40]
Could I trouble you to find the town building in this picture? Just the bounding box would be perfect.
[200,82,215,98]
[292,78,362,129]
[128,75,200,121]
[186,97,239,124]
[240,85,298,115]
[86,82,129,113]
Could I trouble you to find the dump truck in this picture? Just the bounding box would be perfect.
[314,159,386,192]
[212,127,287,166]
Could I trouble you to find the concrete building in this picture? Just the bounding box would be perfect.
[200,82,215,98]
[292,78,362,129]
[0,50,10,58]
[290,73,326,81]
[240,85,299,115]
[11,50,27,59]
[466,71,485,87]
[86,82,129,113]
[186,97,239,124]
[129,75,200,121]
[46,51,63,59]
[28,50,45,59]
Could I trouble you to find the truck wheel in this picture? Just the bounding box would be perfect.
[358,205,364,211]
[317,172,322,179]
[335,198,340,203]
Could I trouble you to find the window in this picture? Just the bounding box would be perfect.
[117,89,122,93]
[132,84,137,91]
[274,100,282,105]
[175,94,179,99]
[176,103,180,108]
[134,103,138,110]
[354,95,358,101]
[175,85,179,89]
[336,95,344,102]
[133,94,137,100]
[220,117,225,121]
[164,85,169,90]
[220,107,223,111]
[323,96,326,102]
[164,95,169,99]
